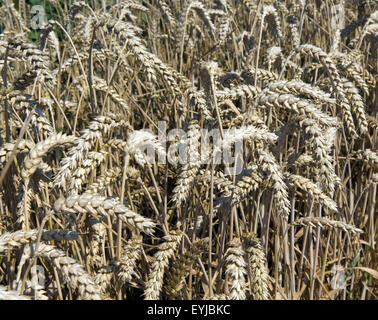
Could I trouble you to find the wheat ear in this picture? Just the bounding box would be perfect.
[225,237,248,300]
[242,232,270,300]
[144,230,183,300]
[0,229,79,251]
[292,217,363,235]
[23,243,101,300]
[116,238,142,284]
[165,238,208,297]
[54,192,156,236]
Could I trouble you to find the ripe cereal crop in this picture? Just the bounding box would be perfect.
[0,0,377,300]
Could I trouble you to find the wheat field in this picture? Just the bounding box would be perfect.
[0,0,377,300]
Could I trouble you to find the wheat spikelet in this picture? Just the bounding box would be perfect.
[263,5,282,40]
[15,183,33,228]
[188,88,214,120]
[157,0,176,27]
[110,0,149,13]
[23,243,101,300]
[0,229,79,251]
[352,149,378,171]
[242,232,269,300]
[287,174,338,212]
[92,76,130,112]
[165,238,208,297]
[54,51,88,75]
[54,192,156,235]
[287,15,300,47]
[87,218,106,267]
[267,80,336,105]
[294,44,357,137]
[292,217,363,234]
[198,169,234,193]
[117,238,142,284]
[329,51,371,95]
[300,119,338,195]
[0,140,33,169]
[201,165,264,208]
[172,120,201,206]
[359,22,378,44]
[144,230,183,299]
[291,153,314,167]
[217,84,261,102]
[54,114,128,190]
[0,229,41,251]
[94,265,114,295]
[222,125,277,150]
[190,2,216,36]
[7,41,54,88]
[102,15,181,93]
[217,13,230,44]
[28,109,54,139]
[228,170,263,206]
[330,29,341,53]
[225,237,247,300]
[15,133,74,228]
[341,78,369,134]
[200,166,263,208]
[241,0,257,12]
[294,45,340,81]
[267,45,282,69]
[64,0,88,31]
[256,90,338,128]
[241,68,278,85]
[176,1,215,54]
[87,167,122,194]
[366,115,378,130]
[255,149,291,217]
[21,133,75,180]
[70,151,107,192]
[125,130,166,167]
